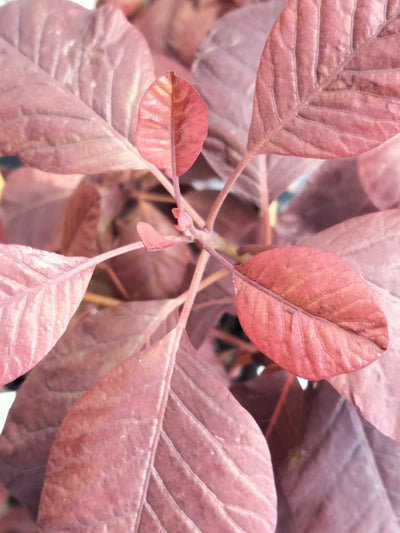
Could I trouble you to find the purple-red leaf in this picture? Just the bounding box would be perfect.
[37,332,277,532]
[0,0,154,173]
[233,246,388,380]
[0,299,178,516]
[302,210,400,441]
[192,2,321,206]
[136,221,180,251]
[358,134,400,209]
[278,383,400,532]
[60,182,101,256]
[0,245,96,386]
[136,72,208,177]
[0,168,82,250]
[248,0,400,158]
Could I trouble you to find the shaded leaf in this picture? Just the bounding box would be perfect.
[233,246,388,380]
[0,0,154,173]
[60,182,101,256]
[0,507,36,533]
[248,0,400,158]
[111,200,194,300]
[278,383,400,532]
[192,2,321,206]
[0,300,178,517]
[37,332,277,532]
[136,72,208,177]
[274,159,376,246]
[0,168,82,250]
[358,133,400,209]
[302,210,400,441]
[231,370,305,466]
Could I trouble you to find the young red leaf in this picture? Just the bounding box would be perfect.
[136,71,208,177]
[60,182,101,256]
[0,0,154,174]
[0,299,178,516]
[136,221,180,250]
[358,134,400,209]
[37,332,277,532]
[233,246,388,380]
[278,383,400,532]
[302,210,400,441]
[248,0,400,158]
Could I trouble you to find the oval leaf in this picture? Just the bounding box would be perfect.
[0,0,154,173]
[248,0,400,158]
[136,72,208,177]
[0,244,96,385]
[37,332,277,532]
[233,247,388,380]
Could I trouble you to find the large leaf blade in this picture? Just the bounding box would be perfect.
[0,0,154,173]
[37,332,277,532]
[248,0,400,158]
[233,246,388,380]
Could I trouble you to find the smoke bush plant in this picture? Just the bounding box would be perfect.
[0,0,400,530]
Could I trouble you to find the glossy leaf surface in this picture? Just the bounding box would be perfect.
[0,300,178,516]
[0,245,96,386]
[0,0,154,173]
[136,72,208,177]
[303,210,400,441]
[249,0,400,158]
[37,332,277,532]
[233,246,388,379]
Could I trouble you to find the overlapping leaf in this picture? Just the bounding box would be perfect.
[0,0,154,173]
[358,133,400,209]
[248,0,400,158]
[278,383,400,532]
[233,246,388,380]
[136,72,208,177]
[37,332,277,532]
[274,159,375,246]
[192,2,321,206]
[0,300,178,516]
[302,210,400,441]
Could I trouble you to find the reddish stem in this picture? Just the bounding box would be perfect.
[264,373,296,440]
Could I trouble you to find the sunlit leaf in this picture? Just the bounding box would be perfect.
[37,332,277,532]
[233,246,388,380]
[248,0,400,158]
[0,0,154,173]
[136,72,208,177]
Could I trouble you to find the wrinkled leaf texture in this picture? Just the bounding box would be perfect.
[0,0,154,173]
[0,299,178,516]
[192,2,321,206]
[136,72,208,177]
[249,0,400,158]
[234,246,388,380]
[278,383,400,532]
[0,245,96,386]
[302,210,400,441]
[37,332,277,532]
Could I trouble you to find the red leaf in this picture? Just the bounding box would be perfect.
[248,0,400,158]
[0,245,96,385]
[358,133,400,209]
[136,71,208,177]
[0,300,178,516]
[60,182,101,256]
[0,0,154,173]
[233,247,388,380]
[37,332,277,532]
[278,383,400,532]
[136,221,180,250]
[0,168,82,250]
[302,210,400,441]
